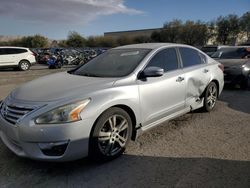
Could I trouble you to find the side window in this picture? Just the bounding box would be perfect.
[179,47,203,68]
[5,48,17,54]
[147,48,179,72]
[147,50,165,71]
[15,49,27,54]
[165,48,179,71]
[4,48,27,54]
[199,53,207,64]
[0,49,6,55]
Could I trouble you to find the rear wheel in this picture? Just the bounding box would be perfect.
[89,107,132,162]
[202,82,218,112]
[19,60,30,71]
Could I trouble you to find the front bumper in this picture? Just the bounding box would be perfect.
[0,114,95,161]
[224,67,246,85]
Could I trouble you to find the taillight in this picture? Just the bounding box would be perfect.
[218,64,224,72]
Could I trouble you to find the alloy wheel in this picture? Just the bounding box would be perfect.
[207,84,217,109]
[20,62,29,70]
[98,114,129,156]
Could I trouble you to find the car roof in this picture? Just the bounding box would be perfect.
[0,46,29,50]
[219,46,249,49]
[114,43,193,50]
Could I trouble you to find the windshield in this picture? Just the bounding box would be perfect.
[72,48,151,77]
[211,48,247,59]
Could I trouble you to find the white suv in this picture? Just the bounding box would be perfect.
[0,47,36,71]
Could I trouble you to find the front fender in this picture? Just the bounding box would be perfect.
[80,85,141,127]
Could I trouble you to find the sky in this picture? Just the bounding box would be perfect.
[0,0,249,39]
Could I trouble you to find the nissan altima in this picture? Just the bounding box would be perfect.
[0,43,224,162]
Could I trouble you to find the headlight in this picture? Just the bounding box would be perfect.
[242,64,250,71]
[35,99,90,124]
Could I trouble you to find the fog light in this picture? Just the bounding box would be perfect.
[39,141,69,156]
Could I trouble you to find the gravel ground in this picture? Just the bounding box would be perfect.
[0,64,249,188]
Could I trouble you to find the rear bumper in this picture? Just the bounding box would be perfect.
[30,61,37,65]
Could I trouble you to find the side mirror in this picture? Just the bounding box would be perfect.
[140,66,164,78]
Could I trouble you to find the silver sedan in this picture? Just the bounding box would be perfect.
[0,43,224,162]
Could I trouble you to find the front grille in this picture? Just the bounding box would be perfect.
[0,102,34,125]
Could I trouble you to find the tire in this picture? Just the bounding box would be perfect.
[19,60,30,71]
[58,62,62,68]
[240,74,250,90]
[202,82,218,112]
[89,107,132,162]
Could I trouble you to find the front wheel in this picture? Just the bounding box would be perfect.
[202,82,218,112]
[89,107,132,162]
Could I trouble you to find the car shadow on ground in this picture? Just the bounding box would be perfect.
[219,86,250,114]
[0,146,249,188]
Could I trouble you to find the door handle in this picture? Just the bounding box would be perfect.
[203,69,209,73]
[176,76,185,82]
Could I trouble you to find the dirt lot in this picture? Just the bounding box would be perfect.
[0,65,249,188]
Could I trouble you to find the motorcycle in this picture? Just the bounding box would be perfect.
[47,54,63,69]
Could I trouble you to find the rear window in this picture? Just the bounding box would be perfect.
[211,48,248,59]
[179,47,204,68]
[201,47,217,53]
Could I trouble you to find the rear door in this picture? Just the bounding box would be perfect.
[138,47,186,126]
[178,47,210,107]
[13,48,29,64]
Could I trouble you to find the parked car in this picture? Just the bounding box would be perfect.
[37,48,52,64]
[0,43,224,162]
[211,46,250,89]
[201,45,228,57]
[0,47,36,71]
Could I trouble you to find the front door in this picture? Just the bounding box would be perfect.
[137,48,186,126]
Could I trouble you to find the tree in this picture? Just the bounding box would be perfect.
[162,19,182,43]
[117,35,133,46]
[86,36,117,47]
[58,40,68,47]
[66,31,86,47]
[97,36,117,47]
[13,35,49,48]
[240,11,250,40]
[51,40,58,48]
[207,21,217,44]
[179,20,209,46]
[151,31,161,42]
[151,20,209,46]
[133,35,151,43]
[216,14,240,45]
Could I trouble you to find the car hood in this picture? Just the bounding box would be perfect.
[11,72,117,102]
[215,59,248,67]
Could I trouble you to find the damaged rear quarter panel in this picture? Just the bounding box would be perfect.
[182,64,213,107]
